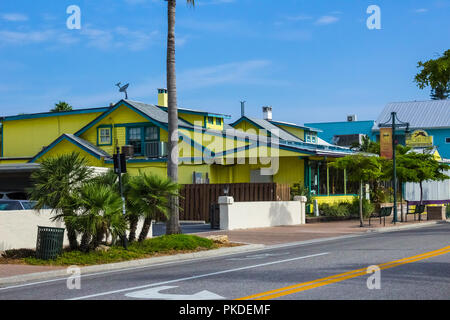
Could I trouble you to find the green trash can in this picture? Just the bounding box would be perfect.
[35,226,65,260]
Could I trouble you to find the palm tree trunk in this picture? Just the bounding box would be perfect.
[80,233,91,253]
[128,215,139,242]
[359,181,364,227]
[138,217,152,242]
[63,214,79,250]
[90,229,104,249]
[166,0,181,235]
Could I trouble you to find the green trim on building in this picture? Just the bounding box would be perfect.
[97,125,113,146]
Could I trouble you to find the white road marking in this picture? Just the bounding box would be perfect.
[227,252,291,261]
[125,285,225,300]
[69,252,329,300]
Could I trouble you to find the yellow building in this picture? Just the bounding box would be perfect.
[0,90,357,204]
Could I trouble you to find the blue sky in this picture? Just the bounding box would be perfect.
[0,0,449,124]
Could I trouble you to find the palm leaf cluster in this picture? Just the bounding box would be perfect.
[28,153,179,252]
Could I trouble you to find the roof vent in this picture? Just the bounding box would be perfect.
[347,114,357,122]
[263,106,272,121]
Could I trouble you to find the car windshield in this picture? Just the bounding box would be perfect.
[20,201,37,210]
[0,200,24,211]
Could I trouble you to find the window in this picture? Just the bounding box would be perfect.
[305,133,317,144]
[207,117,214,125]
[216,118,222,125]
[446,137,450,144]
[97,126,112,145]
[128,127,142,155]
[145,127,158,141]
[127,126,159,156]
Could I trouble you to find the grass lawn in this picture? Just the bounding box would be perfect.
[0,234,237,266]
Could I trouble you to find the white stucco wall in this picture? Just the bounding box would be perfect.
[218,196,306,231]
[0,210,152,251]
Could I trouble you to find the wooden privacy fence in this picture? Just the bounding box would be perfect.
[156,183,291,222]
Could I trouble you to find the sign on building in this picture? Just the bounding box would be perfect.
[406,130,433,148]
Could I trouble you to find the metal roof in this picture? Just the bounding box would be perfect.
[156,105,232,119]
[0,163,41,172]
[245,117,304,143]
[373,100,450,131]
[2,107,110,122]
[125,100,194,128]
[65,134,112,158]
[269,120,323,133]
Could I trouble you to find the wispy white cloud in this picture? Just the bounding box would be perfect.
[1,13,28,22]
[178,18,240,32]
[285,14,313,22]
[315,15,340,26]
[414,8,428,13]
[0,29,56,44]
[0,24,159,51]
[53,59,284,108]
[272,29,312,42]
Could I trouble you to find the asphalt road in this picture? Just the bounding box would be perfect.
[0,224,449,300]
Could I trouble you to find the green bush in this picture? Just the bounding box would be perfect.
[319,203,352,218]
[350,197,375,219]
[23,234,215,266]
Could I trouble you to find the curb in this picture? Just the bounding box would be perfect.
[365,220,447,233]
[0,243,265,287]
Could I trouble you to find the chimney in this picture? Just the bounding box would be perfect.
[240,101,246,117]
[157,88,168,107]
[262,106,272,121]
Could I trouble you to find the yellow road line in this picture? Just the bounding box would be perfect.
[237,245,450,300]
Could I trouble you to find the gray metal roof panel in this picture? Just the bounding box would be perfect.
[246,118,304,143]
[124,100,194,128]
[65,134,112,158]
[374,100,450,131]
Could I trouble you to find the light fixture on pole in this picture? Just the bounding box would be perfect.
[378,112,409,224]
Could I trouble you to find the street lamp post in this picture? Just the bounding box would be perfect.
[379,112,409,224]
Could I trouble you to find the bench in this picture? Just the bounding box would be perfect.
[405,204,425,222]
[369,206,393,226]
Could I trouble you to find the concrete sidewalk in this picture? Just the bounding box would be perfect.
[192,219,446,245]
[0,219,445,282]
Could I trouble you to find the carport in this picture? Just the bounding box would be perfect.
[0,163,40,193]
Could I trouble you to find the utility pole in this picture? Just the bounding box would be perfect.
[114,146,127,249]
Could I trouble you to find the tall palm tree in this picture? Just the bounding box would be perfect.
[165,0,195,235]
[129,173,179,241]
[28,152,93,250]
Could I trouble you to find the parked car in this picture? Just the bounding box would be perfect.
[0,200,37,211]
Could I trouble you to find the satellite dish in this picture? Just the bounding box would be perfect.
[116,82,130,99]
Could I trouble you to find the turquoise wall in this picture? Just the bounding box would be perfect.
[304,121,376,144]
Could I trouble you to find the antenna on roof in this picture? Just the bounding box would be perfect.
[116,82,130,99]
